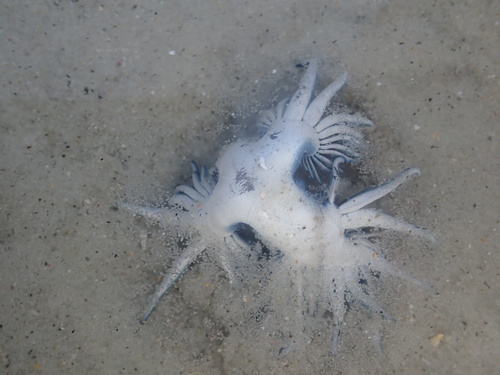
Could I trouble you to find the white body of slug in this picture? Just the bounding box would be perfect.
[122,60,434,348]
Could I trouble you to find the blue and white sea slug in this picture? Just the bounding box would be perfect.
[121,60,434,345]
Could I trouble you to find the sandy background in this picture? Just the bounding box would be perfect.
[1,0,498,374]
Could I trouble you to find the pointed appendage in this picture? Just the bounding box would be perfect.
[283,59,318,121]
[140,241,205,323]
[339,168,421,214]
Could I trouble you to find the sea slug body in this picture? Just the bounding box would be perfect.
[121,59,434,348]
